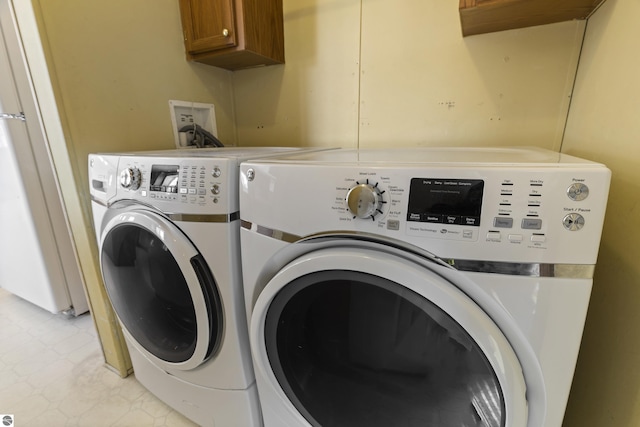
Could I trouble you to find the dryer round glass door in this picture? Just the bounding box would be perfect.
[253,247,528,427]
[100,209,223,370]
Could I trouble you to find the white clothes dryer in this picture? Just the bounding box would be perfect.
[89,147,322,427]
[238,147,611,427]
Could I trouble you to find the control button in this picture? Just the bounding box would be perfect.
[493,217,513,228]
[188,188,197,195]
[444,215,461,225]
[212,167,222,178]
[563,213,585,231]
[462,216,480,226]
[211,184,221,195]
[387,220,400,231]
[531,234,546,243]
[521,218,542,230]
[197,189,206,195]
[508,234,523,242]
[486,231,501,241]
[179,188,188,194]
[425,214,442,223]
[567,183,589,201]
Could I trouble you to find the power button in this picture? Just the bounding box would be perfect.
[567,183,589,201]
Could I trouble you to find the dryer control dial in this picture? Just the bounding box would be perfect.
[346,180,385,221]
[119,167,141,190]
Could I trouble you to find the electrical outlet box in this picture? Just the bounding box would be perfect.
[169,100,218,148]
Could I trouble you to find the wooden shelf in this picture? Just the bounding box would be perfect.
[459,0,606,37]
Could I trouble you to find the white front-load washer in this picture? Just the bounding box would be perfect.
[238,147,611,427]
[88,147,324,427]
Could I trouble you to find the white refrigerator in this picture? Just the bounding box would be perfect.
[0,0,87,315]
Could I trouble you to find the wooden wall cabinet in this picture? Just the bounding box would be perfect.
[459,0,606,37]
[179,0,284,70]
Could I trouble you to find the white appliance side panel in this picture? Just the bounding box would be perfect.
[1,2,85,314]
[0,125,70,312]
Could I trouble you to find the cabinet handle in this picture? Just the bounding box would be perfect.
[222,28,229,37]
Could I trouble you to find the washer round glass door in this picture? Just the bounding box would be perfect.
[253,246,528,427]
[100,209,223,371]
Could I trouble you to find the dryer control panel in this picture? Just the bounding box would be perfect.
[240,157,611,265]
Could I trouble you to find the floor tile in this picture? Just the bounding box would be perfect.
[0,288,196,426]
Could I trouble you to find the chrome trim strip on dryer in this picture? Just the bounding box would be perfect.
[90,195,108,207]
[255,224,300,243]
[240,221,595,279]
[442,259,595,279]
[168,212,240,223]
[91,195,239,223]
[242,220,301,243]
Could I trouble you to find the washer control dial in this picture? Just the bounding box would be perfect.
[567,183,589,201]
[563,213,585,231]
[119,167,141,190]
[346,180,385,221]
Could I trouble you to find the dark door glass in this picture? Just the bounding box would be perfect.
[265,271,505,427]
[101,222,220,363]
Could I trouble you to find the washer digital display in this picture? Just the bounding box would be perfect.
[150,165,180,193]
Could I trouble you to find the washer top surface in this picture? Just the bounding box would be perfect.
[96,146,312,160]
[244,146,604,167]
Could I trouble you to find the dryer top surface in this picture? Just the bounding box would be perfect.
[243,146,606,168]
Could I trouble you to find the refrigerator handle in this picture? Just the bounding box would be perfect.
[0,112,26,121]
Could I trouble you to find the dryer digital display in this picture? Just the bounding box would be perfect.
[150,165,180,193]
[407,178,484,226]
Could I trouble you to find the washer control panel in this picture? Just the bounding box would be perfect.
[90,154,238,214]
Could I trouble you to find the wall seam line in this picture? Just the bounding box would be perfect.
[356,0,363,149]
[560,19,589,153]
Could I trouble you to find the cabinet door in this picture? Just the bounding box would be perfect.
[180,0,237,54]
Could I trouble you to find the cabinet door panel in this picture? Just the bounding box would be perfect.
[181,0,237,54]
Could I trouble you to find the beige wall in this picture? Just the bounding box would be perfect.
[35,0,237,181]
[562,0,640,425]
[233,0,586,150]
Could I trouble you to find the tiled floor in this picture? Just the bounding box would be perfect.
[0,288,196,426]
